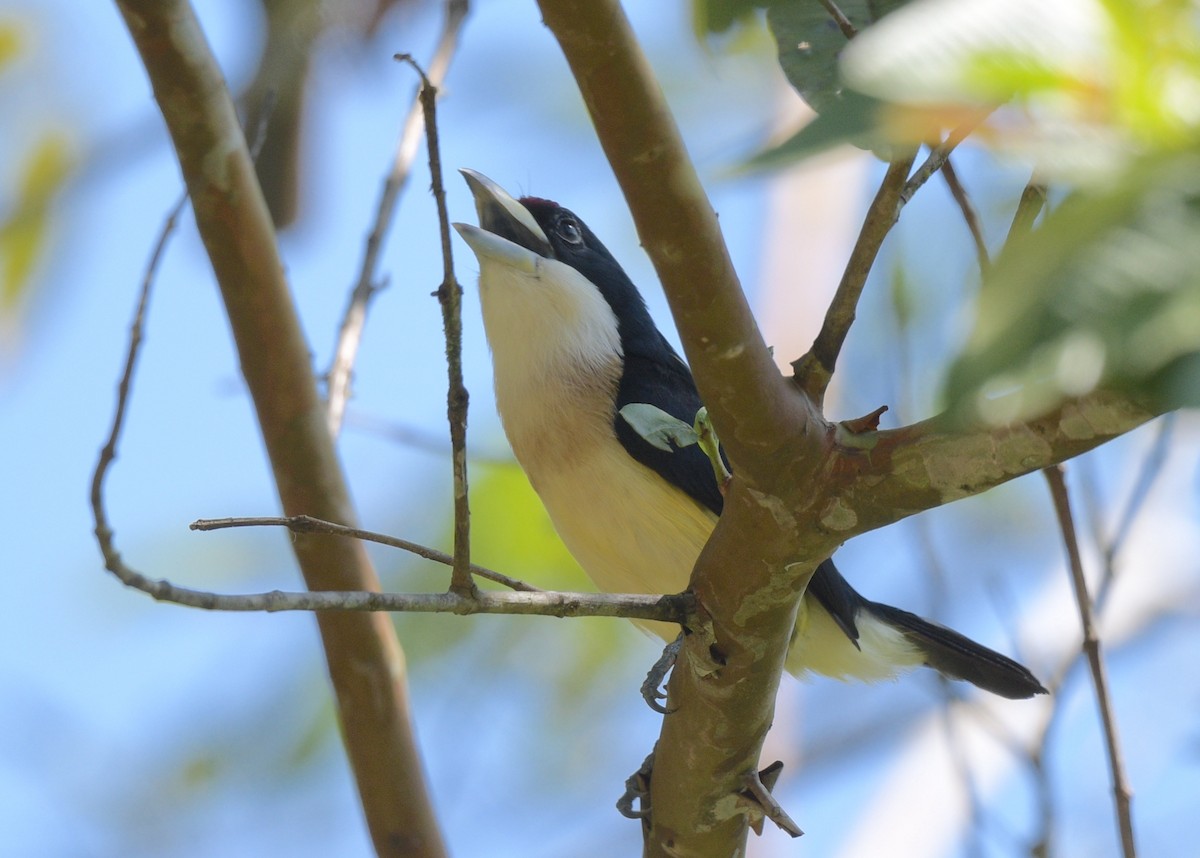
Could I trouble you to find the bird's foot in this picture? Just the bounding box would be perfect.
[616,751,655,823]
[641,633,683,714]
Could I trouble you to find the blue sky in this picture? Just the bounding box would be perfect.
[2,1,1198,856]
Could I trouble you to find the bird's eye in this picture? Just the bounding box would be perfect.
[557,218,584,245]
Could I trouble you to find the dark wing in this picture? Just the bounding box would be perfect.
[610,336,865,643]
[612,334,725,516]
[610,335,1046,698]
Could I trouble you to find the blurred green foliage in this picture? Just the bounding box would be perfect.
[390,464,639,700]
[718,0,1200,420]
[0,20,22,67]
[1,133,72,315]
[0,18,73,338]
[743,0,911,167]
[946,151,1200,421]
[468,463,586,589]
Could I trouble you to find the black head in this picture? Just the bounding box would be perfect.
[518,197,664,357]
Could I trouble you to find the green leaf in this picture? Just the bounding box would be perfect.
[744,89,886,169]
[740,0,911,168]
[888,256,915,333]
[839,0,1200,181]
[944,150,1200,422]
[691,0,764,37]
[618,403,699,451]
[767,0,910,114]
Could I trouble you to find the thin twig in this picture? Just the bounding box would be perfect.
[900,118,983,205]
[325,0,470,437]
[1042,465,1137,858]
[102,571,692,621]
[818,0,857,38]
[91,79,258,608]
[792,152,916,402]
[192,514,531,591]
[395,51,474,597]
[939,157,989,271]
[1029,414,1175,855]
[90,192,188,604]
[90,534,691,620]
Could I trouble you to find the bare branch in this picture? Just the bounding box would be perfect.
[900,119,981,204]
[99,556,693,622]
[111,2,447,853]
[1030,415,1171,856]
[1099,413,1175,601]
[1043,465,1137,858]
[940,157,989,271]
[193,514,534,591]
[793,154,916,401]
[91,192,187,608]
[819,0,858,39]
[325,0,470,437]
[394,51,475,597]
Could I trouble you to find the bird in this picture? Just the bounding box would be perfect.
[453,169,1046,700]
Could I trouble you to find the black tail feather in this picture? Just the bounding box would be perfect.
[868,602,1048,700]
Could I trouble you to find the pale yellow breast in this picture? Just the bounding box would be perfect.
[531,439,719,641]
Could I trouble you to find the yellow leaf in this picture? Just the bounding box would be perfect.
[0,22,23,70]
[0,132,74,312]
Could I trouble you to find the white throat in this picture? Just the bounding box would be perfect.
[476,254,624,475]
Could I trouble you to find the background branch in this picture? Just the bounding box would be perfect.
[194,514,532,591]
[325,0,469,437]
[792,153,915,402]
[1043,465,1137,858]
[939,157,989,271]
[111,3,446,854]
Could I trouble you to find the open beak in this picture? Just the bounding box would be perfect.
[453,169,552,273]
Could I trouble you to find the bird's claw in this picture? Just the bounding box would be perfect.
[616,751,655,822]
[641,634,683,714]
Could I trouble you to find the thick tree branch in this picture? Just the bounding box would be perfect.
[537,0,807,478]
[537,4,827,853]
[112,3,445,855]
[831,393,1156,539]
